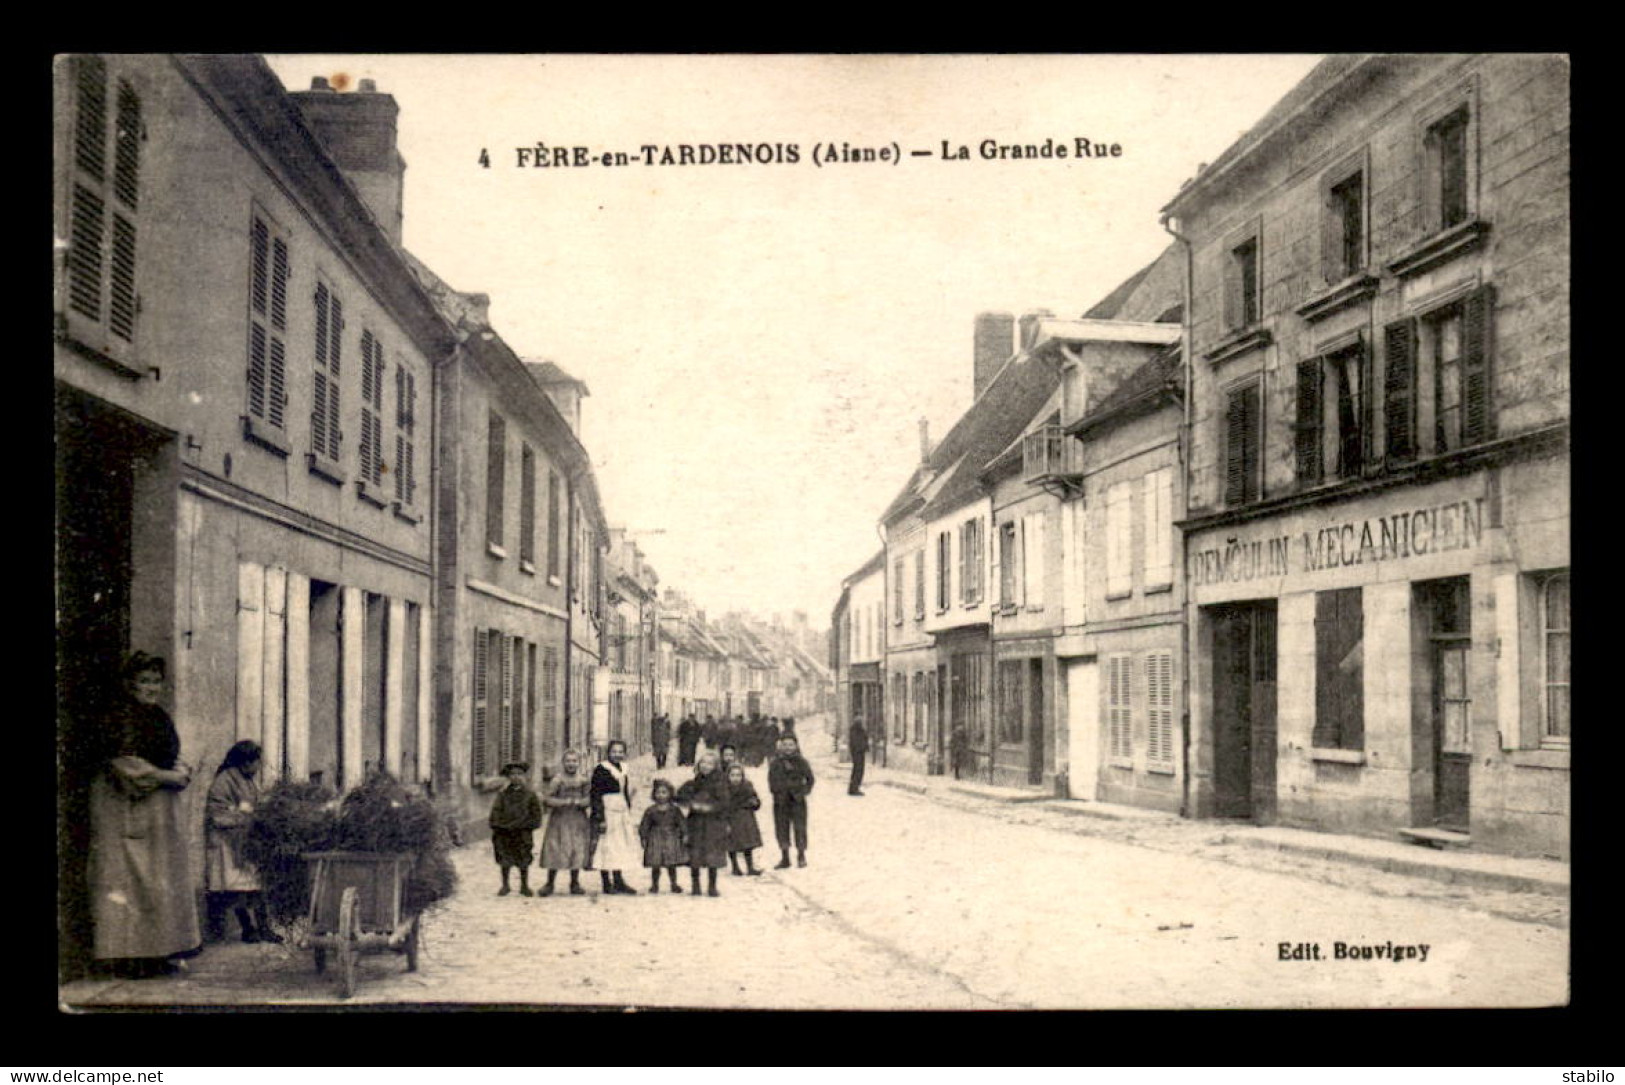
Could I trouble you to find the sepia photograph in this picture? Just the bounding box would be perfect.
[52,52,1570,1012]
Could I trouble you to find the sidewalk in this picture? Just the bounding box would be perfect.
[858,755,1569,898]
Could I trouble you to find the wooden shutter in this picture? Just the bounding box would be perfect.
[68,186,105,321]
[914,551,925,619]
[1225,384,1259,506]
[501,635,517,763]
[487,413,506,546]
[73,56,107,180]
[1294,359,1323,483]
[472,628,489,779]
[248,322,268,421]
[359,332,376,482]
[1147,652,1174,768]
[112,80,141,209]
[1462,284,1495,445]
[1384,319,1417,461]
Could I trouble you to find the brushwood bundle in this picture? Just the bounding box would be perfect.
[243,780,339,924]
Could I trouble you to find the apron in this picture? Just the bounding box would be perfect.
[593,761,640,871]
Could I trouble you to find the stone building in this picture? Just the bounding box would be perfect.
[1166,54,1569,856]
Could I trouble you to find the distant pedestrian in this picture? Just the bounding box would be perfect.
[725,765,764,876]
[651,714,672,770]
[950,723,968,781]
[702,715,719,752]
[678,715,700,766]
[639,778,688,893]
[590,740,640,895]
[847,719,868,797]
[539,750,592,896]
[768,733,815,869]
[677,752,730,897]
[488,761,543,897]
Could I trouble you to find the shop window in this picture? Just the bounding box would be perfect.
[1542,572,1570,745]
[998,659,1025,745]
[1313,588,1364,751]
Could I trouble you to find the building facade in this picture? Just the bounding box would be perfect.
[1168,54,1569,856]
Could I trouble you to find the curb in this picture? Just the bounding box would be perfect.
[1223,834,1569,895]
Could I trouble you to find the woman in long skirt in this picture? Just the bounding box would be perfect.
[589,740,640,895]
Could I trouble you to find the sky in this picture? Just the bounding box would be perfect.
[265,54,1324,628]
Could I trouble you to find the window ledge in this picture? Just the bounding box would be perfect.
[1146,762,1177,776]
[1310,747,1366,765]
[1204,325,1273,366]
[241,416,291,458]
[1144,581,1173,595]
[1295,273,1380,323]
[1387,218,1491,280]
[1023,604,1045,613]
[487,542,508,560]
[1107,756,1134,770]
[307,453,346,486]
[548,574,562,587]
[995,603,1019,617]
[56,319,144,380]
[392,502,422,526]
[1105,589,1133,602]
[355,481,389,509]
[1509,748,1569,771]
[519,558,537,575]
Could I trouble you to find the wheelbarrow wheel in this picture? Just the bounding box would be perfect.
[405,914,420,973]
[336,886,360,999]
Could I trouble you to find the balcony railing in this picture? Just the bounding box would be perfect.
[1022,424,1083,495]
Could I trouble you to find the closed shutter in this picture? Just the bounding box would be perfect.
[471,628,489,780]
[503,635,520,763]
[520,445,536,563]
[1106,483,1132,596]
[359,331,376,483]
[959,524,970,605]
[1144,472,1172,588]
[914,551,925,619]
[1383,319,1417,462]
[68,185,105,321]
[108,213,137,342]
[1294,359,1323,483]
[1108,656,1132,760]
[73,56,107,180]
[1225,384,1259,506]
[66,59,142,351]
[1147,652,1174,769]
[1462,284,1495,445]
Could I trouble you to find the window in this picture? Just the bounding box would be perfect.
[998,520,1019,606]
[246,211,290,439]
[1296,338,1370,485]
[358,329,386,493]
[960,519,984,605]
[1105,481,1133,598]
[953,652,988,746]
[546,471,562,578]
[892,672,906,742]
[1542,572,1570,744]
[1394,285,1496,459]
[1146,652,1174,772]
[394,361,418,508]
[1224,229,1261,331]
[1142,473,1172,590]
[913,551,925,620]
[486,411,506,551]
[1382,320,1418,464]
[63,56,142,359]
[1323,163,1366,282]
[1313,588,1364,751]
[1428,107,1471,231]
[911,672,927,745]
[1107,655,1133,763]
[310,281,344,468]
[998,659,1025,744]
[471,627,515,781]
[893,559,905,624]
[936,531,952,611]
[1224,381,1262,506]
[520,444,536,566]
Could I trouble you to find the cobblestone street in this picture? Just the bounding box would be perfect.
[62,738,1567,1010]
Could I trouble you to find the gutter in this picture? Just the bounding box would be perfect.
[1161,210,1195,820]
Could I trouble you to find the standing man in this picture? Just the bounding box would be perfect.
[847,716,868,797]
[768,733,815,869]
[651,713,671,770]
[678,714,699,766]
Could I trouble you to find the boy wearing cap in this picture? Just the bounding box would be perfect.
[489,762,543,896]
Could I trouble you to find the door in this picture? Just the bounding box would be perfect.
[1249,604,1279,824]
[1066,660,1099,800]
[1211,606,1254,818]
[1433,640,1471,830]
[1028,658,1045,785]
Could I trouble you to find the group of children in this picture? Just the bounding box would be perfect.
[489,733,817,899]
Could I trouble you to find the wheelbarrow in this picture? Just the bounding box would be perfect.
[301,851,421,999]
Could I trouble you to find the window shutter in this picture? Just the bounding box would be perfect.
[472,628,489,779]
[270,238,289,330]
[312,372,329,454]
[325,364,342,461]
[501,634,516,763]
[107,214,136,342]
[112,80,141,210]
[73,55,107,180]
[1383,319,1417,461]
[329,296,343,377]
[1462,284,1495,445]
[1223,250,1243,331]
[1294,359,1323,483]
[359,333,375,482]
[1226,385,1259,506]
[314,283,328,368]
[959,525,969,605]
[68,185,105,321]
[248,323,267,420]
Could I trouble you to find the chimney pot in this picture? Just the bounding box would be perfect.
[918,417,931,463]
[359,78,377,93]
[310,76,330,90]
[973,312,1016,400]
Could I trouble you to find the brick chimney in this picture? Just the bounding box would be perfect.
[974,312,1015,400]
[918,417,931,464]
[1018,308,1056,350]
[290,76,406,246]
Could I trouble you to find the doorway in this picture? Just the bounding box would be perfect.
[1027,658,1045,785]
[1065,660,1098,800]
[1210,601,1278,821]
[1417,578,1471,831]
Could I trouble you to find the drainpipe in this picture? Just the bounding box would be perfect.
[1162,210,1196,819]
[875,519,888,770]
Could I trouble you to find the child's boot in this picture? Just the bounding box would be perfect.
[569,871,584,895]
[730,852,742,876]
[540,870,557,897]
[690,868,702,896]
[668,867,683,893]
[774,849,791,870]
[253,898,284,943]
[599,871,613,895]
[746,850,762,876]
[519,868,533,897]
[649,871,660,893]
[797,850,807,868]
[498,867,511,896]
[613,871,638,895]
[708,869,720,898]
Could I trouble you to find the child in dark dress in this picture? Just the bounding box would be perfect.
[677,752,730,898]
[725,765,764,876]
[489,762,543,896]
[638,779,688,893]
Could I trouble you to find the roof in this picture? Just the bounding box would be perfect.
[527,360,591,396]
[844,549,887,585]
[1161,55,1368,217]
[1067,346,1183,438]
